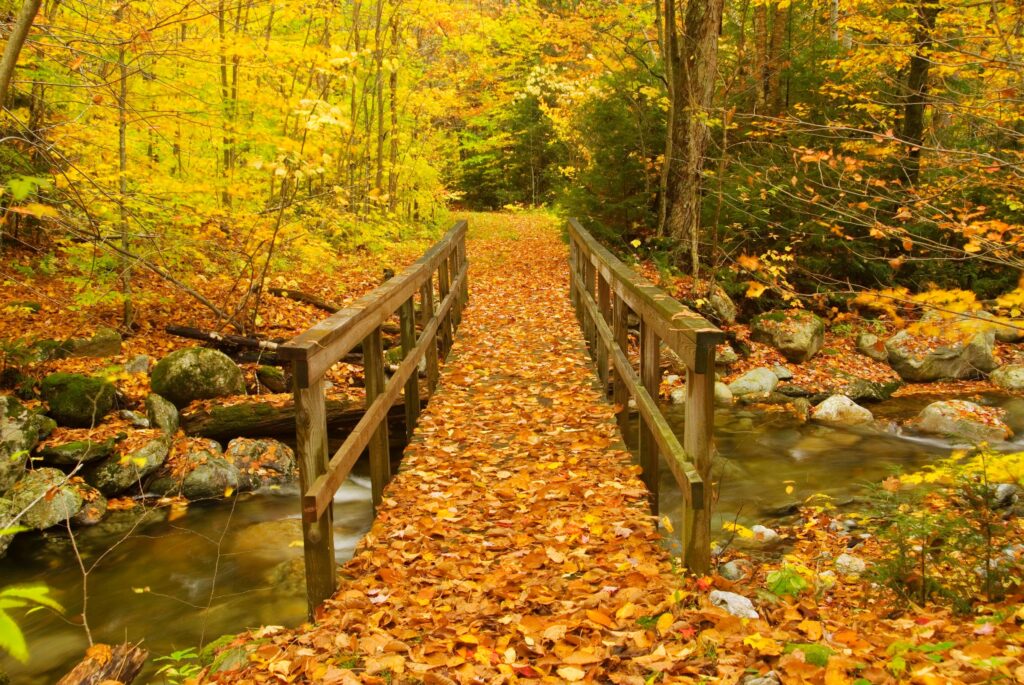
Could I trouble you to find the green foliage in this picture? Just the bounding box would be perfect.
[154,647,203,683]
[765,565,810,597]
[0,584,63,663]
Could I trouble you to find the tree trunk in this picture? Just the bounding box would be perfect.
[663,0,725,278]
[0,0,42,107]
[899,0,941,186]
[766,1,787,114]
[753,1,768,110]
[117,48,134,329]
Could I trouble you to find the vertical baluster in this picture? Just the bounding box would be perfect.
[596,274,610,392]
[363,326,390,509]
[683,345,715,575]
[437,259,453,358]
[458,236,469,306]
[400,296,419,440]
[612,295,629,432]
[420,279,439,393]
[294,371,335,617]
[639,319,660,514]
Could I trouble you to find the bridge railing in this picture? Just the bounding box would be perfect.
[567,218,724,574]
[279,220,468,615]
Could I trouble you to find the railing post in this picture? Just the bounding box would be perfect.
[294,371,335,618]
[399,296,419,440]
[638,318,660,514]
[420,280,440,393]
[449,249,462,329]
[569,241,579,318]
[583,259,596,355]
[437,259,453,358]
[597,274,610,392]
[683,345,715,575]
[363,326,390,509]
[458,236,469,306]
[612,295,629,432]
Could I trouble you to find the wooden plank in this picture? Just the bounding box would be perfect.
[567,219,723,372]
[683,345,715,575]
[303,272,462,519]
[293,373,336,617]
[400,295,420,440]
[458,237,469,305]
[639,318,661,514]
[364,327,390,509]
[612,294,630,432]
[577,286,703,508]
[420,279,439,393]
[280,220,467,385]
[597,275,610,390]
[438,257,453,358]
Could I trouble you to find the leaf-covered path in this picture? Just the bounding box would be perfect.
[201,214,695,683]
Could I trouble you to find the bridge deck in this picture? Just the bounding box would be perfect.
[204,216,696,684]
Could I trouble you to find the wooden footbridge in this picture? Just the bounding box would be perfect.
[278,217,723,618]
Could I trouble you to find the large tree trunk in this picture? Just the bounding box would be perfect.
[766,1,788,114]
[753,0,768,110]
[0,0,42,106]
[663,0,725,278]
[899,0,941,186]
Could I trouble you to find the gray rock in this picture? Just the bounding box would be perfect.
[150,348,245,408]
[751,524,780,542]
[792,397,812,420]
[225,438,297,491]
[910,400,1013,443]
[40,373,115,428]
[0,395,46,492]
[835,553,867,575]
[63,327,122,358]
[856,332,888,362]
[669,388,686,405]
[708,285,737,325]
[256,365,289,393]
[728,368,779,397]
[70,484,107,526]
[38,437,119,466]
[145,393,179,434]
[714,382,734,406]
[886,328,996,382]
[150,439,239,500]
[709,590,759,619]
[973,311,1024,343]
[834,375,901,403]
[85,435,171,496]
[0,497,15,557]
[8,468,83,529]
[990,364,1024,392]
[811,395,874,426]
[993,483,1021,508]
[719,560,748,581]
[716,345,739,366]
[741,671,781,685]
[118,410,150,428]
[772,365,794,381]
[124,354,153,374]
[750,310,825,363]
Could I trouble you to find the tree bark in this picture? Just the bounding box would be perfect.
[899,0,941,186]
[0,0,42,107]
[766,1,788,114]
[663,0,725,277]
[56,643,148,685]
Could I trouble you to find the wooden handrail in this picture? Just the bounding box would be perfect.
[567,218,724,574]
[282,220,469,617]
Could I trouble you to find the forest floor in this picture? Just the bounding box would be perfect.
[188,214,1024,685]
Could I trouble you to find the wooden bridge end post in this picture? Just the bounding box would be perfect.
[683,345,715,575]
[420,280,440,393]
[400,297,420,440]
[438,259,453,359]
[458,234,469,305]
[638,318,661,515]
[612,295,630,432]
[294,372,336,618]
[364,326,391,509]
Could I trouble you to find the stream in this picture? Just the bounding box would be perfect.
[3,393,1023,682]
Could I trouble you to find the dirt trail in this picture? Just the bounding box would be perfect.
[201,214,696,683]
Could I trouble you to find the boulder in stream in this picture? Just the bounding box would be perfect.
[0,497,15,558]
[8,467,84,530]
[810,395,874,426]
[885,325,996,382]
[909,400,1013,444]
[145,393,179,434]
[150,348,246,408]
[856,332,888,362]
[1,395,49,492]
[714,382,734,406]
[38,437,120,466]
[728,368,779,398]
[150,438,240,500]
[40,373,115,428]
[85,434,172,496]
[750,310,825,363]
[225,438,297,490]
[71,483,108,526]
[990,364,1024,392]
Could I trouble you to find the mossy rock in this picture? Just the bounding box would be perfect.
[145,393,179,434]
[40,373,115,428]
[8,467,84,530]
[0,395,47,492]
[255,365,288,393]
[750,310,825,363]
[64,327,122,358]
[84,435,171,496]
[38,437,120,466]
[0,497,15,558]
[150,348,246,408]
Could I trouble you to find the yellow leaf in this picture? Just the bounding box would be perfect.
[745,281,767,299]
[722,521,755,539]
[798,619,823,641]
[660,516,674,533]
[743,632,783,656]
[9,203,58,219]
[630,239,641,248]
[964,241,981,253]
[655,612,674,635]
[223,486,235,498]
[586,609,615,628]
[85,644,113,666]
[738,254,760,271]
[557,666,586,682]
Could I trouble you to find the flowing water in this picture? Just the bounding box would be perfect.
[4,394,1024,682]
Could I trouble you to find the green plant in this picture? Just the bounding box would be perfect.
[0,584,64,662]
[765,565,810,597]
[154,647,204,684]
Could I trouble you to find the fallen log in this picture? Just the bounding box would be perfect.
[56,642,148,685]
[180,390,429,443]
[266,288,404,335]
[164,325,367,366]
